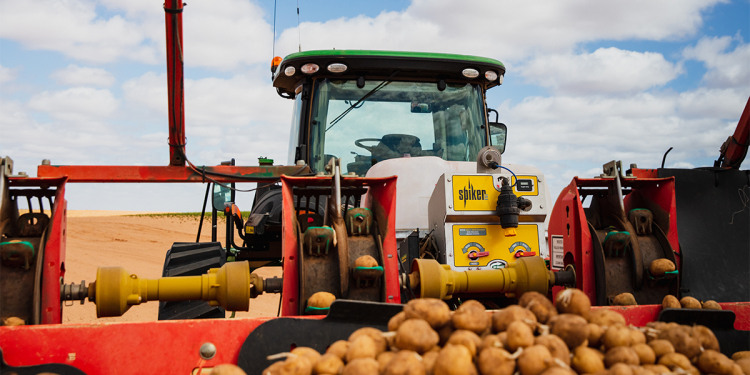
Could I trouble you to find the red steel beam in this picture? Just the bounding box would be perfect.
[37,165,307,183]
[165,0,186,166]
[720,95,750,169]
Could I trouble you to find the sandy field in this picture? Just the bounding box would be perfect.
[62,211,282,324]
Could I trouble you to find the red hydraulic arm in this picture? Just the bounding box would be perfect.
[717,96,750,169]
[165,0,186,167]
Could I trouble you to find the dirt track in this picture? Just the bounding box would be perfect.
[62,211,282,324]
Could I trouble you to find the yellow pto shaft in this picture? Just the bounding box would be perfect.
[409,256,556,300]
[89,261,264,318]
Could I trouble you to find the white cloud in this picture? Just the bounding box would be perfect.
[0,0,159,64]
[0,64,18,84]
[518,48,683,95]
[51,64,116,87]
[27,87,119,122]
[276,0,725,63]
[683,36,750,88]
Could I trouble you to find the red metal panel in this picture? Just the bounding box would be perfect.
[165,0,186,166]
[41,181,67,324]
[0,318,270,373]
[280,175,400,316]
[595,302,750,330]
[36,165,306,183]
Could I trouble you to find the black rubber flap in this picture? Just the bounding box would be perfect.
[0,349,87,375]
[657,168,750,302]
[658,308,750,356]
[238,300,402,374]
[158,242,226,320]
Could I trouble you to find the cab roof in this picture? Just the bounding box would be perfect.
[272,50,506,96]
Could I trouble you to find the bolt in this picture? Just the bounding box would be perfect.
[41,159,51,166]
[200,342,217,360]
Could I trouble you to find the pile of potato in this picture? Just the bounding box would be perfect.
[262,289,750,375]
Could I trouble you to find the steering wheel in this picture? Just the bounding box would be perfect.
[354,138,382,153]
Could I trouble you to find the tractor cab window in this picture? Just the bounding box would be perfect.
[309,79,487,175]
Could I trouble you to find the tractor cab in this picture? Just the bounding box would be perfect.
[273,50,508,175]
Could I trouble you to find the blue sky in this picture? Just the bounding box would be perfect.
[1,0,748,212]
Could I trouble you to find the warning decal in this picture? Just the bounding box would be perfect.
[551,235,564,269]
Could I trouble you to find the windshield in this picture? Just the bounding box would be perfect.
[309,79,487,175]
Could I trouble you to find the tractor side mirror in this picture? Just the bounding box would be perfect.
[212,183,231,212]
[489,123,507,154]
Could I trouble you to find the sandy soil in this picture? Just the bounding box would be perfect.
[62,211,282,324]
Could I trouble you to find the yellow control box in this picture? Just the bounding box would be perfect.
[450,224,540,269]
[451,175,538,212]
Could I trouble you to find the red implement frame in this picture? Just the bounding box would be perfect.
[7,177,68,325]
[36,164,306,183]
[280,175,401,316]
[548,176,679,304]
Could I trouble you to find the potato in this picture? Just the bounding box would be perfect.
[433,344,477,375]
[587,323,604,348]
[605,346,640,367]
[327,340,349,360]
[661,295,680,309]
[262,361,285,375]
[679,296,701,309]
[555,288,591,318]
[539,368,575,375]
[519,291,558,324]
[631,343,656,365]
[629,328,646,345]
[282,356,314,375]
[697,350,734,375]
[692,325,720,352]
[642,364,671,374]
[612,293,637,306]
[656,326,700,359]
[2,317,25,326]
[437,322,454,346]
[658,352,691,370]
[506,320,535,352]
[649,259,675,277]
[354,255,378,268]
[210,364,248,375]
[572,346,605,374]
[404,299,451,329]
[550,314,589,349]
[446,330,482,357]
[452,300,490,334]
[480,334,504,351]
[478,347,515,375]
[349,327,388,355]
[315,354,344,375]
[608,363,634,375]
[308,292,336,309]
[702,300,722,310]
[736,358,750,375]
[496,332,509,349]
[422,351,439,375]
[347,336,378,362]
[492,305,538,332]
[630,365,655,375]
[647,340,674,359]
[588,309,627,327]
[383,350,425,375]
[395,319,439,354]
[732,352,750,360]
[535,334,570,366]
[603,325,632,350]
[342,358,379,375]
[377,352,396,373]
[292,347,322,364]
[518,345,552,375]
[389,312,408,332]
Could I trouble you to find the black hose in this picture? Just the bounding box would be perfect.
[196,183,211,242]
[661,147,673,168]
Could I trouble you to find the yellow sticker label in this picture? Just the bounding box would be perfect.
[246,226,255,234]
[452,224,540,268]
[452,175,538,211]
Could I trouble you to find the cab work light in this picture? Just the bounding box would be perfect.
[462,68,479,78]
[301,63,320,74]
[327,63,347,73]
